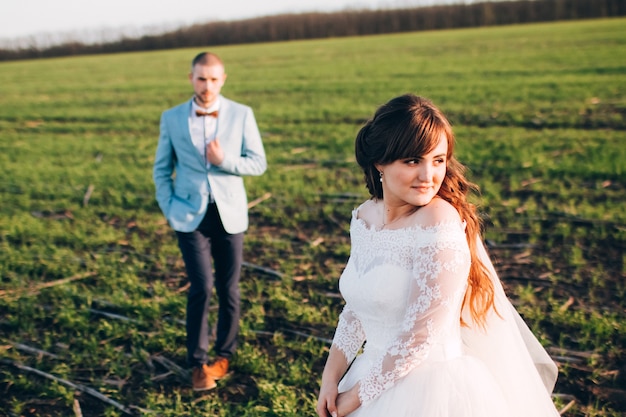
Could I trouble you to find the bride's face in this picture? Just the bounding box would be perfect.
[377,133,448,208]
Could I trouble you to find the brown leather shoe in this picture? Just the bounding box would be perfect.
[192,364,217,391]
[205,356,229,380]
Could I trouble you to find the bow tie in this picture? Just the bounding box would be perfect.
[196,110,218,117]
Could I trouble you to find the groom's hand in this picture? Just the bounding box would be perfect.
[206,138,225,165]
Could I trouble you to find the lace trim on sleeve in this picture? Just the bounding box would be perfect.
[332,305,366,365]
[357,225,470,405]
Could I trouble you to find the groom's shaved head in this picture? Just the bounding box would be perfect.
[191,52,224,70]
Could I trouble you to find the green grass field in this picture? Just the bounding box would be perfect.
[0,17,625,416]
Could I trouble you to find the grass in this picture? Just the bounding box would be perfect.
[0,17,625,416]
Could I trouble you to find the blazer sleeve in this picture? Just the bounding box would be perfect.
[218,106,267,176]
[152,112,175,216]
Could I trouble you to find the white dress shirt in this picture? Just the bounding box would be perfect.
[189,99,220,201]
[189,99,220,168]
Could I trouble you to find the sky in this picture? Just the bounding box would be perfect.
[0,0,459,48]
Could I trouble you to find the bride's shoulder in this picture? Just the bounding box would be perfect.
[417,197,462,227]
[353,199,380,224]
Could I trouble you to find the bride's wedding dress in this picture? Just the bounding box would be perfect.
[332,210,560,416]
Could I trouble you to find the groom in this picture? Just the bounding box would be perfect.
[153,52,267,391]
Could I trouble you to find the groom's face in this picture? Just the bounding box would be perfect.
[189,63,227,108]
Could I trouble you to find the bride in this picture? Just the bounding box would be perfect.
[316,94,560,417]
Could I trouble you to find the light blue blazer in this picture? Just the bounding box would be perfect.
[153,96,266,234]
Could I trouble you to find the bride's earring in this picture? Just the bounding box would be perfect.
[379,171,383,182]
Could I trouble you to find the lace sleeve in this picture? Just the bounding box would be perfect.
[331,304,366,365]
[358,226,471,405]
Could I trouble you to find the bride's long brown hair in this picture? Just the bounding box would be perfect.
[354,94,495,327]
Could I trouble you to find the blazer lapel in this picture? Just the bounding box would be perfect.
[175,100,205,167]
[215,96,228,144]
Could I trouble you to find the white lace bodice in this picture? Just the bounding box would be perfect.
[332,211,471,405]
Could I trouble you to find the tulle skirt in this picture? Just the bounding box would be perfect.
[338,353,511,417]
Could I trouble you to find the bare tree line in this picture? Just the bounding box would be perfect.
[0,0,624,62]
